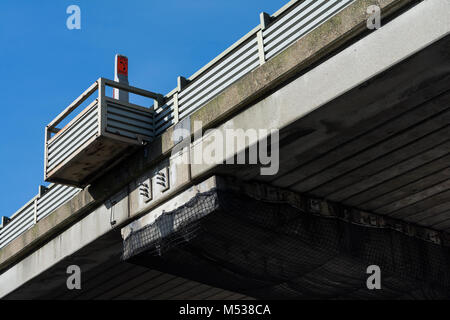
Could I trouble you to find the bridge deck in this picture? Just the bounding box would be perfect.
[2,0,450,299]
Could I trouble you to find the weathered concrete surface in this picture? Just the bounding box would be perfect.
[189,0,418,131]
[0,187,129,298]
[0,188,95,272]
[0,0,418,274]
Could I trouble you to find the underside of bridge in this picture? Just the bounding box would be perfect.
[6,177,450,300]
[3,228,253,300]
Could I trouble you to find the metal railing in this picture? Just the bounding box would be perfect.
[154,0,354,135]
[0,0,355,249]
[0,184,80,249]
[45,78,162,177]
[44,78,163,189]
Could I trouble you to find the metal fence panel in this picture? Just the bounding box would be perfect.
[178,37,259,118]
[106,101,154,140]
[47,103,99,171]
[155,97,175,136]
[36,184,79,221]
[0,203,34,248]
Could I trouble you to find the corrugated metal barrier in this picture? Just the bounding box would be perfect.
[0,184,80,248]
[47,103,99,172]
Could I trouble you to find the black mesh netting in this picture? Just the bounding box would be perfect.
[122,187,450,299]
[123,190,219,260]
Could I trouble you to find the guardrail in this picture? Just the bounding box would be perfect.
[0,184,80,249]
[45,78,162,187]
[154,0,354,135]
[0,0,355,250]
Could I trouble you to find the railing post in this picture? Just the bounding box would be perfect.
[44,126,50,180]
[257,12,272,66]
[38,185,48,197]
[174,76,189,124]
[177,76,189,90]
[34,185,47,224]
[1,216,11,228]
[154,95,165,110]
[113,54,129,103]
[260,12,271,29]
[33,198,38,224]
[97,78,106,136]
[173,92,180,124]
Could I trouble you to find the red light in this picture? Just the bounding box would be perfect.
[117,56,128,76]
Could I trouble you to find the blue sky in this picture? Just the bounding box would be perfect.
[0,0,287,217]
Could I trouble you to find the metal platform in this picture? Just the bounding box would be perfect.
[44,78,163,187]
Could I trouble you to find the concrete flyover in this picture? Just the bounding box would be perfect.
[2,0,450,299]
